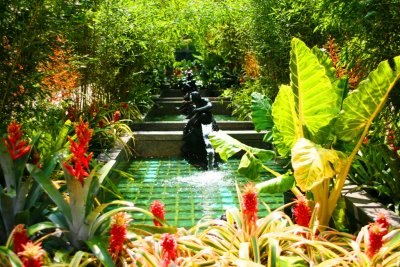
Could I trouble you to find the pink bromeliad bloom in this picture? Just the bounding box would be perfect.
[150,200,165,226]
[242,183,258,232]
[293,195,311,228]
[109,212,131,260]
[3,121,31,160]
[161,233,177,267]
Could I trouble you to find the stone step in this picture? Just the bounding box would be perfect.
[132,121,254,131]
[147,100,233,116]
[132,130,270,158]
[160,89,221,98]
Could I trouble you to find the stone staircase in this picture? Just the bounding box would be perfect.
[131,89,270,157]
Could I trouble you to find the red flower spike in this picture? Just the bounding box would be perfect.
[242,183,258,231]
[161,233,177,267]
[13,224,29,254]
[113,110,121,122]
[63,119,93,185]
[3,121,31,160]
[293,195,311,228]
[366,212,392,259]
[367,222,386,259]
[109,212,131,259]
[150,200,165,227]
[18,242,45,267]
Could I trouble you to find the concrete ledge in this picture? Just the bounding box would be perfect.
[133,130,270,158]
[96,135,133,163]
[132,121,254,131]
[342,182,400,228]
[146,101,233,116]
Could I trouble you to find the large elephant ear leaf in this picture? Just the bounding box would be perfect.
[290,38,339,141]
[209,131,243,161]
[272,85,298,157]
[291,138,347,192]
[238,153,263,179]
[311,46,349,110]
[335,56,400,142]
[251,92,274,132]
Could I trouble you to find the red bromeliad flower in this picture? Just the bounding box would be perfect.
[242,183,258,231]
[3,121,31,160]
[375,212,390,234]
[161,233,177,267]
[367,222,386,259]
[63,119,94,185]
[18,242,45,267]
[293,195,311,228]
[13,224,29,254]
[150,200,165,226]
[113,110,121,122]
[109,212,131,259]
[366,213,391,259]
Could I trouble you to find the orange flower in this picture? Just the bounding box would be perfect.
[293,195,311,228]
[3,121,31,160]
[150,200,165,227]
[161,233,177,267]
[18,242,45,267]
[109,212,131,259]
[63,119,93,185]
[242,183,258,231]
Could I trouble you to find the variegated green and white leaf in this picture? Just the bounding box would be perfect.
[291,138,347,192]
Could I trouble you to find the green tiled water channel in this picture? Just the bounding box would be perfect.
[115,158,284,228]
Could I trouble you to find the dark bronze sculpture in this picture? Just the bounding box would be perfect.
[181,91,219,170]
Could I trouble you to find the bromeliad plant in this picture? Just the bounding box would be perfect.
[210,37,400,227]
[0,121,42,244]
[27,118,135,250]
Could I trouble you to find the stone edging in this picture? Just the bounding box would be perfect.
[342,182,400,228]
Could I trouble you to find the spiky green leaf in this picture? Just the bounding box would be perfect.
[27,164,72,226]
[86,237,115,267]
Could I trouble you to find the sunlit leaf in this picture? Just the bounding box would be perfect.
[272,85,298,157]
[291,138,346,191]
[251,92,274,132]
[256,173,295,194]
[86,237,115,267]
[334,56,400,142]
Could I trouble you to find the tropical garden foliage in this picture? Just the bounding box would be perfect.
[1,0,400,265]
